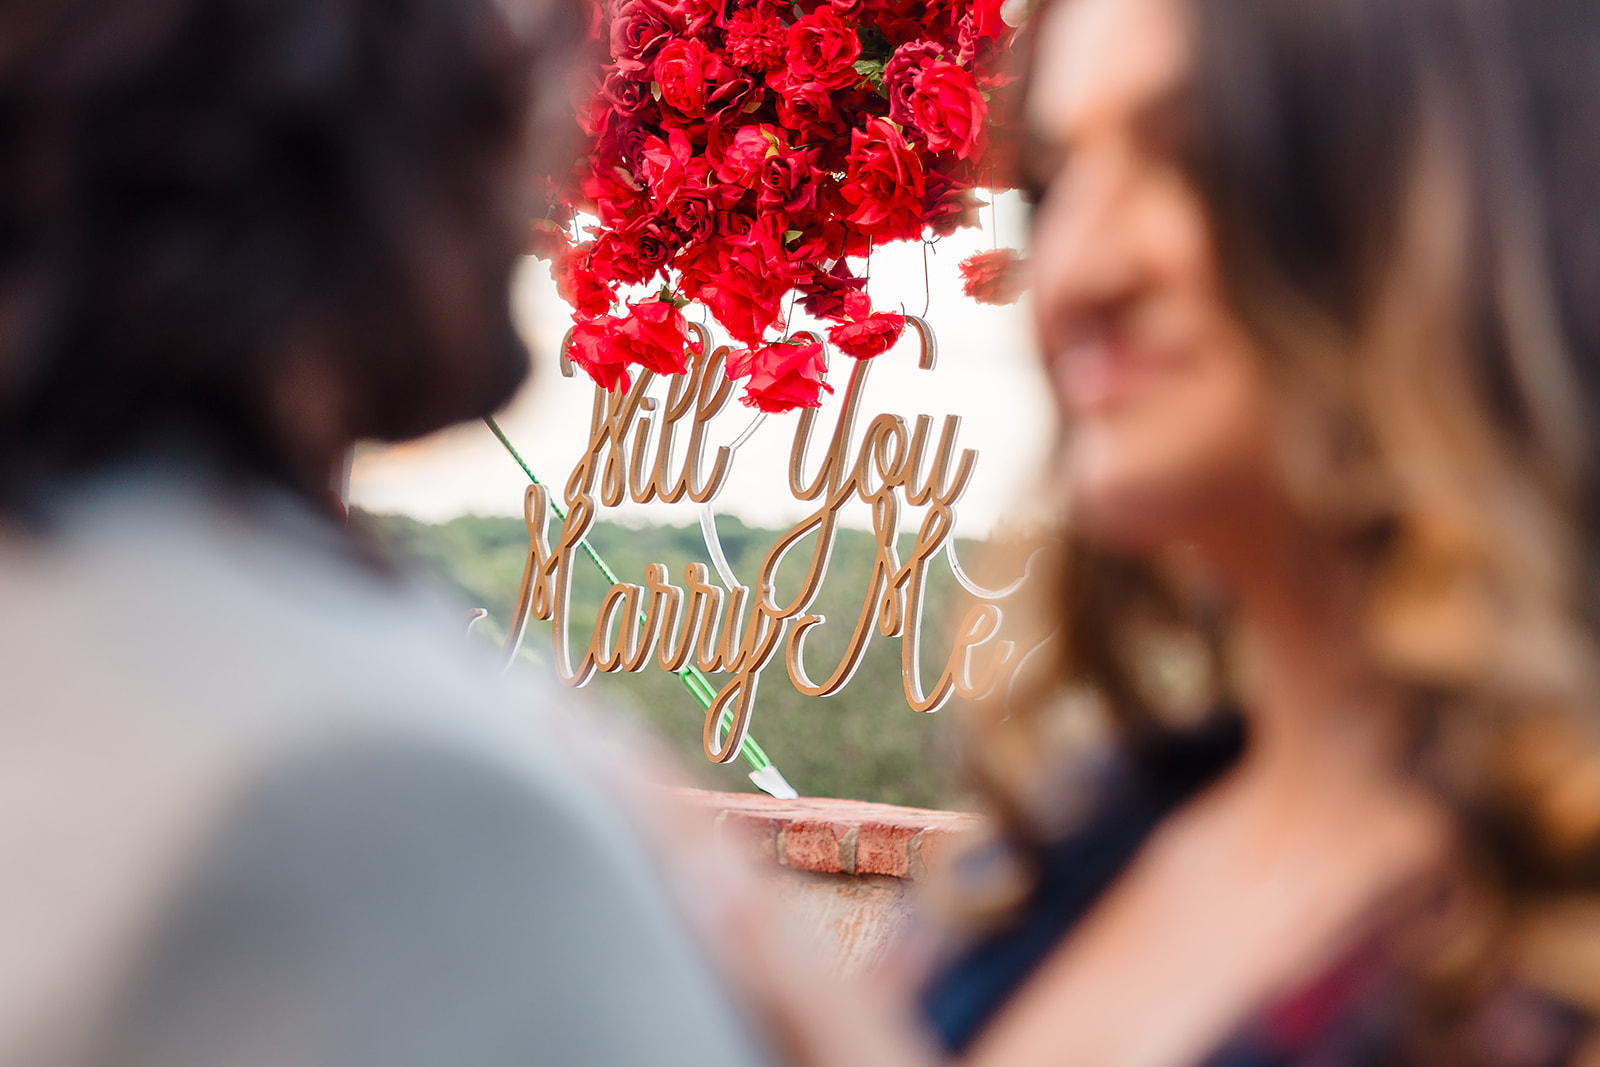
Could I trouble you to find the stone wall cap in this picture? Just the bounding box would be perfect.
[671,788,982,879]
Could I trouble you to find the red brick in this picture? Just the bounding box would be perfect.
[666,787,979,880]
[783,818,849,873]
[856,822,917,877]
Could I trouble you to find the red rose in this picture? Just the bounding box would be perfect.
[594,117,653,185]
[602,217,676,284]
[639,128,695,202]
[910,61,988,160]
[959,248,1029,305]
[697,271,781,346]
[671,239,722,304]
[955,0,1006,67]
[862,0,947,52]
[774,79,841,139]
[626,219,676,277]
[668,0,721,35]
[827,311,905,359]
[567,315,632,392]
[783,10,861,90]
[838,118,926,240]
[554,242,617,316]
[578,156,648,230]
[601,72,656,122]
[527,218,568,261]
[609,0,678,78]
[708,123,778,186]
[708,75,757,120]
[884,40,945,127]
[688,220,805,344]
[654,37,723,117]
[722,343,759,378]
[669,189,719,243]
[575,69,609,139]
[758,148,820,214]
[786,217,850,269]
[726,339,833,412]
[923,172,984,236]
[724,6,788,70]
[797,260,867,321]
[617,298,696,376]
[740,215,813,291]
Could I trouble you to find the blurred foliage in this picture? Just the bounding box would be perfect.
[352,508,987,809]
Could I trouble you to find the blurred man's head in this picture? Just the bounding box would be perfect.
[0,0,582,503]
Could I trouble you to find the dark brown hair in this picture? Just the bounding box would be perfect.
[0,0,582,503]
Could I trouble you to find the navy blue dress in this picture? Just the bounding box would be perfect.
[918,715,1591,1067]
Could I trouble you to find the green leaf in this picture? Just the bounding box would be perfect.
[852,58,887,90]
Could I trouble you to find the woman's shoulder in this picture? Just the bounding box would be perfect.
[919,709,1600,1066]
[919,712,1247,1053]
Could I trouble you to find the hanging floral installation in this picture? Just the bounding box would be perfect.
[532,0,1030,413]
[958,246,1029,305]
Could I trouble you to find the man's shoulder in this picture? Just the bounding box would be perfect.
[0,477,541,741]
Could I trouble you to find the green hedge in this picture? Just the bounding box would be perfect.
[352,509,976,808]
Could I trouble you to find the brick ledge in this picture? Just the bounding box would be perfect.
[672,789,980,879]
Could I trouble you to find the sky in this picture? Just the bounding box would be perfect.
[348,192,1059,541]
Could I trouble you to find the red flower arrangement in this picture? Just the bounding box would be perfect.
[958,247,1029,306]
[540,0,1026,412]
[727,337,832,411]
[566,296,699,393]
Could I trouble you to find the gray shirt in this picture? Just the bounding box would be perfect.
[0,470,770,1067]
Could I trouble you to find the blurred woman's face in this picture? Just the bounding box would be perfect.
[1028,0,1278,553]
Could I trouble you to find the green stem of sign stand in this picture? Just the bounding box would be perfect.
[483,417,773,772]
